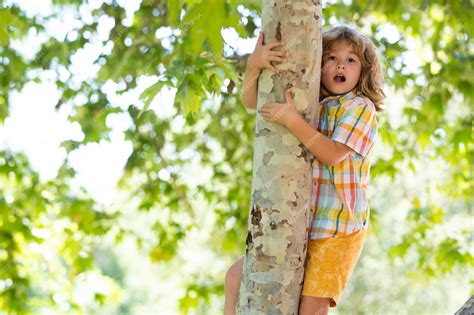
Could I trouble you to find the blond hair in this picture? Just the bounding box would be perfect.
[320,25,386,111]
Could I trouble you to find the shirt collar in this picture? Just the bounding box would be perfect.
[321,89,357,105]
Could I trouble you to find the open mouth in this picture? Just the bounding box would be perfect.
[334,74,346,82]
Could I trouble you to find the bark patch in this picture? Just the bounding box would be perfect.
[256,127,274,137]
[245,231,253,254]
[263,151,274,165]
[270,220,277,230]
[296,143,312,162]
[276,21,282,41]
[251,204,262,225]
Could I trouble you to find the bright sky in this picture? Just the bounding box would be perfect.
[1,0,412,206]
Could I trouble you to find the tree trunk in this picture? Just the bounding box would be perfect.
[236,1,322,314]
[455,295,474,315]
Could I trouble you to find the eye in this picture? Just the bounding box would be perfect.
[328,55,336,61]
[348,57,357,63]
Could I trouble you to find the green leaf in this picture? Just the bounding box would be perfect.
[167,0,183,26]
[138,80,173,118]
[0,9,14,45]
[175,78,202,116]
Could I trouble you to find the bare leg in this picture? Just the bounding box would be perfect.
[224,256,244,315]
[299,296,331,315]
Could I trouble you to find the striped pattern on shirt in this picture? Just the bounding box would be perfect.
[309,90,378,240]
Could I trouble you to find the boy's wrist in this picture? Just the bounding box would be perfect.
[244,66,261,88]
[245,64,261,75]
[246,56,261,74]
[285,112,302,130]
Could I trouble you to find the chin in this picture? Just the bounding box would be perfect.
[328,88,351,95]
[322,82,355,97]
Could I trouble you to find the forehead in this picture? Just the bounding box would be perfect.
[327,40,356,54]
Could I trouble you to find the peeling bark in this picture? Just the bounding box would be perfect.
[236,1,322,314]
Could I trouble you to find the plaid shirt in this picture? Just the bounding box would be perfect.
[309,91,378,240]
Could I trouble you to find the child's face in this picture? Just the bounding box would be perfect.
[321,40,362,96]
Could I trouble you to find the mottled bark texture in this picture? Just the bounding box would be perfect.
[236,1,322,314]
[455,295,474,315]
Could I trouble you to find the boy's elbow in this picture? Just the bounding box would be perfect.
[326,153,348,166]
[312,155,336,167]
[325,142,353,166]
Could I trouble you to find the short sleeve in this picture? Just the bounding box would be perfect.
[331,100,377,158]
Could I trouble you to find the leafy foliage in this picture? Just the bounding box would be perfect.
[0,0,472,313]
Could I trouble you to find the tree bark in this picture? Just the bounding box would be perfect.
[236,1,322,314]
[455,295,474,315]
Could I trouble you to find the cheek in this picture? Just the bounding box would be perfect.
[321,63,327,74]
[321,72,330,84]
[350,65,361,79]
[321,63,332,78]
[321,74,332,88]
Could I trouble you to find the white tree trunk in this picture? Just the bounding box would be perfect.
[236,1,322,314]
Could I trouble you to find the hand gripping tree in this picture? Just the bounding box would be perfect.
[236,0,323,314]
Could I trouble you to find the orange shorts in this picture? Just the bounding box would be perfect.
[301,228,368,307]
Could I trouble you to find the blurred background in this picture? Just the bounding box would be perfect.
[0,0,472,314]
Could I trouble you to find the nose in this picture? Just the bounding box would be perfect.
[337,64,345,70]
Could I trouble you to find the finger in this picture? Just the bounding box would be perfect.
[285,88,294,102]
[266,40,285,49]
[261,106,273,113]
[268,56,287,63]
[257,31,264,46]
[269,51,289,57]
[264,63,279,74]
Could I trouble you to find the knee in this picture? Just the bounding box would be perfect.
[225,265,238,288]
[225,256,244,289]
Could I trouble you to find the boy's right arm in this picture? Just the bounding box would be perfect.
[241,31,288,111]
